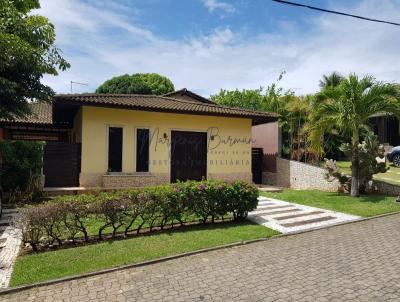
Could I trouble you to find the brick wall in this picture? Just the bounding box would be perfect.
[80,173,103,187]
[102,173,170,188]
[208,172,252,183]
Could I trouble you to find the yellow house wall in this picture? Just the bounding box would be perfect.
[79,106,252,186]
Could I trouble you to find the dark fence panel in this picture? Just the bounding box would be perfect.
[252,148,263,184]
[43,142,81,187]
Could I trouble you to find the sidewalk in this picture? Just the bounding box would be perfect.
[0,209,21,288]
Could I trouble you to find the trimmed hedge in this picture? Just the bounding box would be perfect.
[15,180,259,251]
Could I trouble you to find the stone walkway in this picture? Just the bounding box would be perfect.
[0,209,21,289]
[2,213,400,301]
[248,196,360,233]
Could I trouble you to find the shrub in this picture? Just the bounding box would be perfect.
[15,180,259,250]
[95,192,131,240]
[60,195,96,242]
[227,181,259,220]
[14,207,46,251]
[0,140,44,202]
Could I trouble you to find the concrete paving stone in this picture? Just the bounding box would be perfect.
[0,211,21,289]
[2,214,400,301]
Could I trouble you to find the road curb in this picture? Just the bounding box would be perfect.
[1,210,400,296]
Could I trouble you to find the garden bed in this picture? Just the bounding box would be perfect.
[16,180,260,252]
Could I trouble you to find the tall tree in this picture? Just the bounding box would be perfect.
[309,74,400,197]
[210,88,263,111]
[212,84,308,160]
[96,73,175,95]
[319,72,344,89]
[0,0,70,120]
[318,72,347,159]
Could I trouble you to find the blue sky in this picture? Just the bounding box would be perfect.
[38,0,400,96]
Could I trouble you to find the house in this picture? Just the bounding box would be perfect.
[0,89,278,188]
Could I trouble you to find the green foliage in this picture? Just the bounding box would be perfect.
[96,73,175,95]
[319,72,344,89]
[211,72,314,159]
[0,0,70,120]
[210,88,264,111]
[0,140,44,202]
[15,180,259,251]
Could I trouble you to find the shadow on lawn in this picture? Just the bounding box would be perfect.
[322,191,394,203]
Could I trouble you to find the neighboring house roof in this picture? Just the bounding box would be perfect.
[0,102,53,125]
[55,93,279,124]
[163,88,215,104]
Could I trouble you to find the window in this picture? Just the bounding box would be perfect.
[108,127,123,172]
[136,128,149,172]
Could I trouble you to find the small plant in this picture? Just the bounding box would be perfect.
[324,159,351,193]
[324,131,388,194]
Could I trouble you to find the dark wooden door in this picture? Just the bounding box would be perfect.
[43,142,81,187]
[252,148,263,184]
[171,131,207,182]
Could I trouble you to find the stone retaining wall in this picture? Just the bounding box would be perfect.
[263,158,400,195]
[367,180,400,196]
[273,158,339,191]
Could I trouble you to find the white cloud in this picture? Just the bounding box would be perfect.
[201,0,235,14]
[39,0,400,97]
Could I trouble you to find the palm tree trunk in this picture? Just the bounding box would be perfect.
[350,130,360,197]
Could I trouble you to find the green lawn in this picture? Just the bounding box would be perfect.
[261,189,400,217]
[10,221,278,287]
[332,161,400,186]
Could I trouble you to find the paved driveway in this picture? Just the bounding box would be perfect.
[2,214,400,302]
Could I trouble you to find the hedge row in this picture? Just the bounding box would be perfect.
[15,180,259,251]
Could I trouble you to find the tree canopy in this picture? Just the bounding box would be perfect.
[96,73,175,95]
[210,88,263,111]
[0,0,70,120]
[319,72,344,89]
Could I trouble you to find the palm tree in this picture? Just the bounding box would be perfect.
[319,72,344,89]
[309,74,400,197]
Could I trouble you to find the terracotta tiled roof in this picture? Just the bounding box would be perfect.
[0,102,52,125]
[55,93,279,124]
